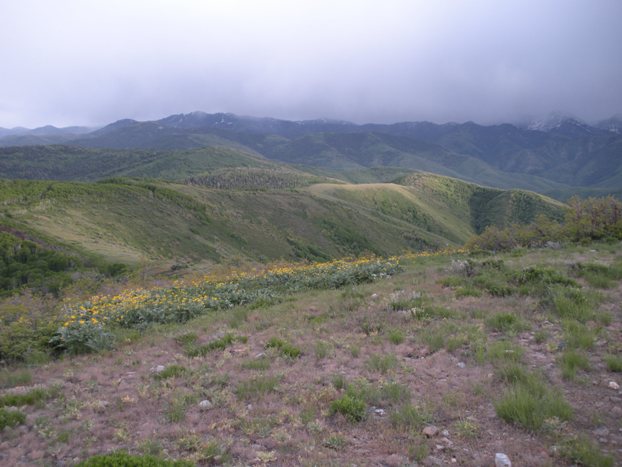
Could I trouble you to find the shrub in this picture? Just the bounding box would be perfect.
[235,375,280,399]
[604,355,622,372]
[388,329,405,344]
[366,354,398,374]
[265,337,302,359]
[494,367,572,431]
[329,394,367,422]
[153,365,187,380]
[0,387,51,407]
[486,313,529,334]
[185,333,235,357]
[559,351,590,380]
[0,407,26,429]
[77,451,194,466]
[560,436,614,467]
[390,403,431,431]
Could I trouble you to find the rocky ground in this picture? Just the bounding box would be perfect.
[1,244,621,466]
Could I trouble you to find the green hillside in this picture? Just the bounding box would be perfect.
[0,174,565,271]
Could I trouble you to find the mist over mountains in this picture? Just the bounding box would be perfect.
[1,111,620,199]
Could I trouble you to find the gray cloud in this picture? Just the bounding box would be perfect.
[1,0,621,127]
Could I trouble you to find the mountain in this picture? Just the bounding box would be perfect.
[1,112,621,199]
[0,125,92,147]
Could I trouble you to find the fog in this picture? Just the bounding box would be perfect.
[1,0,620,127]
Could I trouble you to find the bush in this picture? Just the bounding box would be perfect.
[486,313,528,334]
[77,451,194,466]
[329,394,367,422]
[494,366,572,431]
[559,351,590,380]
[0,407,26,429]
[604,354,622,372]
[265,337,302,359]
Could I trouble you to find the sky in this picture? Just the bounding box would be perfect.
[1,0,621,128]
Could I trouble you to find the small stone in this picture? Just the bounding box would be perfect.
[495,452,512,467]
[594,426,609,437]
[609,381,620,390]
[611,406,622,417]
[151,365,165,373]
[423,425,439,437]
[371,293,379,299]
[457,362,466,369]
[441,437,453,447]
[199,400,212,410]
[255,352,265,358]
[374,408,386,416]
[441,429,450,437]
[451,458,457,464]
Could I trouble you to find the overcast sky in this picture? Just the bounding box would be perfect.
[1,0,621,127]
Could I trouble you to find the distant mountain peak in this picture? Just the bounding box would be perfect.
[525,112,587,132]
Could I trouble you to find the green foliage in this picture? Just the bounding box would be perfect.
[486,341,525,364]
[0,387,51,407]
[604,354,622,372]
[495,366,572,431]
[560,436,615,467]
[549,286,597,323]
[0,369,32,389]
[486,313,529,334]
[0,303,60,362]
[388,329,405,344]
[235,375,280,399]
[570,261,622,289]
[329,394,367,422]
[563,320,595,350]
[50,320,115,355]
[77,451,194,466]
[241,356,271,371]
[0,232,76,296]
[154,365,188,380]
[390,403,431,431]
[467,196,622,252]
[559,351,590,380]
[185,334,235,357]
[265,337,302,359]
[0,407,26,429]
[366,353,398,374]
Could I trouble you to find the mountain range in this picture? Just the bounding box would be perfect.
[1,112,621,198]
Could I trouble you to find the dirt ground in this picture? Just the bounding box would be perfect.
[1,247,621,466]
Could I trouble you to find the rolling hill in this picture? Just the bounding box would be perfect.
[0,173,565,268]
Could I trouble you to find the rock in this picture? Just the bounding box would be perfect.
[441,429,450,437]
[199,400,213,410]
[609,381,620,390]
[594,426,609,437]
[374,408,386,416]
[255,352,265,358]
[544,241,561,249]
[495,452,512,467]
[441,437,453,447]
[457,362,466,369]
[151,365,165,373]
[371,293,379,299]
[422,425,439,438]
[611,406,622,417]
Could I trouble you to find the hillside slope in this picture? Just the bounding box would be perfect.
[0,175,565,266]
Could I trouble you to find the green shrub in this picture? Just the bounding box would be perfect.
[604,354,622,372]
[0,387,51,407]
[366,354,398,374]
[563,320,595,350]
[0,407,26,429]
[0,369,32,389]
[185,333,235,357]
[494,367,572,431]
[560,436,614,467]
[235,375,280,399]
[241,357,271,371]
[486,313,529,334]
[154,365,187,380]
[390,403,431,431]
[329,394,366,422]
[265,337,302,359]
[77,451,194,466]
[388,329,405,344]
[486,341,525,364]
[559,351,590,380]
